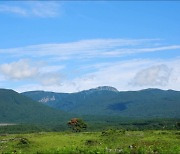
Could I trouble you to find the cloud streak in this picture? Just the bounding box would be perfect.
[0,2,60,17]
[1,39,179,61]
[0,5,27,16]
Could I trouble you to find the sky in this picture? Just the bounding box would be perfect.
[0,1,180,93]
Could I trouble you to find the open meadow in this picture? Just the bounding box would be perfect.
[0,130,180,154]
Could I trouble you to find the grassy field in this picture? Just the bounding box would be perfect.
[0,130,180,154]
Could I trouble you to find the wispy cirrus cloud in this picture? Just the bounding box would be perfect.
[0,2,61,17]
[0,5,27,16]
[1,39,179,61]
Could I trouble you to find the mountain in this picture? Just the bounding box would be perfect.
[0,89,70,124]
[84,86,119,93]
[22,87,180,118]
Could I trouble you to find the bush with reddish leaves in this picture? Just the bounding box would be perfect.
[67,118,87,132]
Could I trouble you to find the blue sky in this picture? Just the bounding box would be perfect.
[0,1,180,92]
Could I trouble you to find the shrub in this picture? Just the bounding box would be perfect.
[67,118,87,132]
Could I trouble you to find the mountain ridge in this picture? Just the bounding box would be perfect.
[22,87,180,118]
[22,87,180,94]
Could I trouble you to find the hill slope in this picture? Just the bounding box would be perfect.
[22,87,180,118]
[0,89,69,124]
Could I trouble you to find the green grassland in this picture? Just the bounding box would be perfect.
[0,130,179,154]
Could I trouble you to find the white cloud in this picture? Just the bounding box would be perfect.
[0,59,64,87]
[14,58,180,93]
[0,2,60,17]
[71,59,180,92]
[131,65,172,86]
[0,60,39,80]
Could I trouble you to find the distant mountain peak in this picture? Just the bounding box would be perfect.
[91,86,118,92]
[79,86,118,95]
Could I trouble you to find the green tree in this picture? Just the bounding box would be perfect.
[67,118,87,132]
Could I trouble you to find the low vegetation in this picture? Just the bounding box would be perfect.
[0,130,179,153]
